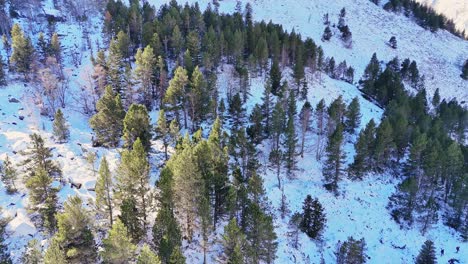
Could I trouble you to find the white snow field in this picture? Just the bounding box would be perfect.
[0,0,467,263]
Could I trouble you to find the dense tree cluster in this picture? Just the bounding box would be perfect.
[382,0,466,39]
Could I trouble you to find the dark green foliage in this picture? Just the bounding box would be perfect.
[323,124,345,194]
[221,219,246,264]
[10,24,35,79]
[299,195,326,239]
[152,168,183,263]
[122,104,152,151]
[0,211,11,264]
[269,59,281,95]
[387,177,418,226]
[389,36,397,49]
[373,119,395,170]
[345,97,361,134]
[247,104,264,145]
[54,196,97,263]
[0,155,17,194]
[21,133,61,180]
[462,59,468,80]
[322,26,332,41]
[89,86,125,148]
[119,197,143,242]
[284,91,298,177]
[432,88,440,107]
[415,240,437,264]
[349,119,376,179]
[336,237,368,264]
[53,109,70,143]
[0,53,6,86]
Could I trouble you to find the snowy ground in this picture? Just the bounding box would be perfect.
[0,0,467,263]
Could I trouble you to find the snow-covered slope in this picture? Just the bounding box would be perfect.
[414,0,468,33]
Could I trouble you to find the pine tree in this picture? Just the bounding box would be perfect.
[153,168,182,263]
[167,139,204,243]
[0,209,10,264]
[95,157,114,227]
[55,196,96,263]
[284,92,298,177]
[244,203,278,264]
[373,119,394,170]
[322,26,332,41]
[10,23,35,79]
[122,104,152,151]
[1,155,17,194]
[389,36,397,49]
[0,53,6,86]
[261,79,274,136]
[221,218,246,264]
[270,101,285,188]
[89,86,125,148]
[52,109,69,143]
[269,59,281,95]
[336,237,368,264]
[169,247,186,264]
[300,195,326,239]
[21,239,42,264]
[432,88,440,107]
[315,99,327,160]
[349,119,376,179]
[293,44,305,89]
[171,25,183,57]
[345,97,361,134]
[415,240,437,264]
[50,32,61,63]
[25,168,59,232]
[137,244,161,264]
[188,66,209,130]
[134,45,156,109]
[101,219,136,263]
[43,238,66,264]
[116,138,151,241]
[21,133,61,179]
[107,37,125,95]
[387,176,418,226]
[37,32,48,63]
[155,109,171,160]
[116,30,131,60]
[164,66,189,129]
[299,101,312,157]
[462,59,468,80]
[323,124,345,194]
[327,95,346,134]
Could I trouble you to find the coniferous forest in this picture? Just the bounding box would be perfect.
[0,0,467,263]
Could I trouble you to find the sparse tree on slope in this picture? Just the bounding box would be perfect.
[345,97,361,134]
[300,195,326,239]
[221,218,246,264]
[21,239,42,264]
[95,157,114,227]
[415,240,437,264]
[21,133,61,180]
[53,109,70,143]
[10,23,35,79]
[1,155,17,194]
[323,124,345,194]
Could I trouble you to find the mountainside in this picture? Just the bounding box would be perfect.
[414,0,468,32]
[0,0,467,263]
